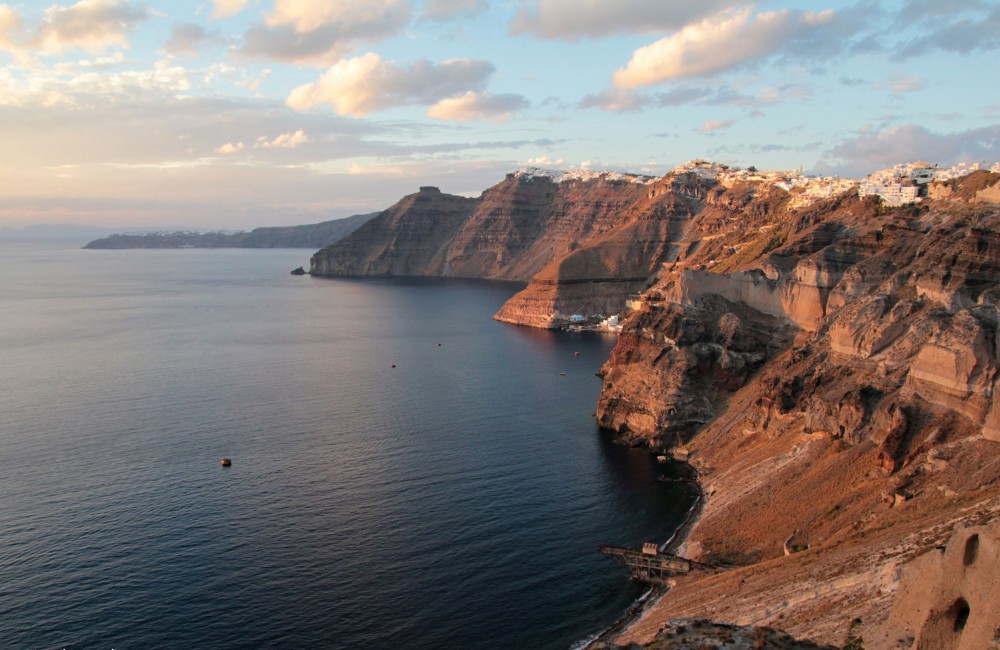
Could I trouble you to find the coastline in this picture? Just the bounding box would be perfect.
[581,460,705,649]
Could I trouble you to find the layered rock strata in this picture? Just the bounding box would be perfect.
[310,171,715,327]
[304,164,1000,647]
[597,172,1000,648]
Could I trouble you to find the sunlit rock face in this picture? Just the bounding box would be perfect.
[598,172,1000,650]
[596,294,792,447]
[311,171,709,326]
[597,172,1000,452]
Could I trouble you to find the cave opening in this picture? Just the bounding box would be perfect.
[953,598,970,633]
[963,534,979,566]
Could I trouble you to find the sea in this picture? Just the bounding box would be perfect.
[0,242,697,650]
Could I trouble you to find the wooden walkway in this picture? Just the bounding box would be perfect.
[599,544,715,585]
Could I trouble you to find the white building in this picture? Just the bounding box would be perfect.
[859,181,920,206]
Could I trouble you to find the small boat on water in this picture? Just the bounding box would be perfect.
[220,457,232,467]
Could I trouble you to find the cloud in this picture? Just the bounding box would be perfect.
[895,6,1000,57]
[613,7,846,87]
[239,0,410,65]
[701,119,736,133]
[212,0,249,19]
[895,0,988,25]
[422,0,488,22]
[839,76,867,87]
[164,23,225,56]
[579,83,809,113]
[426,91,528,121]
[216,141,245,154]
[510,0,741,39]
[0,88,563,229]
[255,129,309,148]
[578,88,651,112]
[0,0,151,58]
[0,57,252,110]
[34,0,151,54]
[526,155,564,167]
[286,52,495,115]
[265,0,408,33]
[0,5,21,52]
[824,123,1000,175]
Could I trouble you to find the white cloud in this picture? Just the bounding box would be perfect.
[0,59,200,108]
[37,0,151,54]
[510,0,741,39]
[286,52,495,116]
[0,5,21,52]
[426,91,528,121]
[613,7,835,87]
[701,119,736,133]
[212,0,249,19]
[215,141,245,154]
[526,155,564,167]
[255,129,309,149]
[422,0,488,22]
[266,0,409,34]
[0,0,150,56]
[240,0,411,65]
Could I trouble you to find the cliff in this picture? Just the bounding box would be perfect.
[595,171,1000,649]
[83,212,375,249]
[304,165,1000,647]
[310,170,708,327]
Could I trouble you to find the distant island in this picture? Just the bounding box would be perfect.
[83,212,376,249]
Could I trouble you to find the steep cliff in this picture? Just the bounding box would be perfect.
[310,186,478,276]
[597,171,1000,649]
[310,170,710,327]
[301,164,1000,647]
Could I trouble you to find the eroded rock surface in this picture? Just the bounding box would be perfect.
[600,172,1000,649]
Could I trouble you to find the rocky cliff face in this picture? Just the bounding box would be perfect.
[305,164,1000,647]
[598,171,1000,649]
[310,187,478,276]
[310,170,712,327]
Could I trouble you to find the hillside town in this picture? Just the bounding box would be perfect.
[673,159,1000,207]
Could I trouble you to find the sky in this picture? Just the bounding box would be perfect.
[1,0,998,229]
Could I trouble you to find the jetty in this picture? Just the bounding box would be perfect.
[599,543,714,584]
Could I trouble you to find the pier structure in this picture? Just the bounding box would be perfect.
[599,543,714,585]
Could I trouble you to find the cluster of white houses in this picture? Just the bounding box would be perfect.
[672,160,1000,208]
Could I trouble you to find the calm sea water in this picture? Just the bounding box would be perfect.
[0,242,696,650]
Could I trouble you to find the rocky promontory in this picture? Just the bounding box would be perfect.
[596,170,1000,649]
[310,169,698,326]
[306,163,1000,648]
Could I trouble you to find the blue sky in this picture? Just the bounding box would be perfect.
[1,0,998,228]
